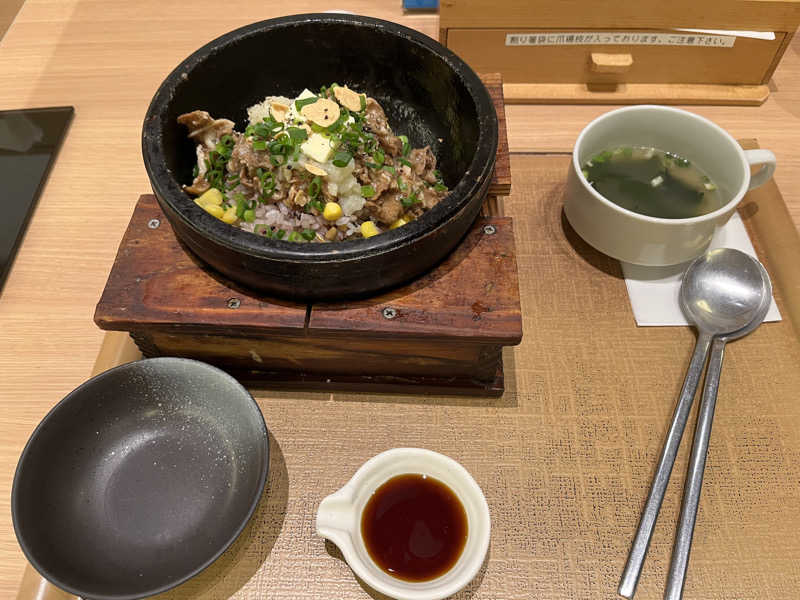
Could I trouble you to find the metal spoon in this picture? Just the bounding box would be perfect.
[664,251,771,600]
[619,248,773,599]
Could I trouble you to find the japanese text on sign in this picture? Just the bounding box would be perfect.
[505,32,736,48]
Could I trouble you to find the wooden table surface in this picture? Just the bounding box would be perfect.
[1,1,800,598]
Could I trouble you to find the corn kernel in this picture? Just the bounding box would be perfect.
[361,221,380,238]
[323,202,343,221]
[221,206,237,224]
[203,204,225,219]
[390,217,409,230]
[196,188,223,207]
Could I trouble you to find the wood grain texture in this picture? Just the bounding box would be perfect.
[94,196,308,334]
[503,82,771,105]
[1,0,800,598]
[0,0,24,41]
[481,72,512,196]
[308,217,521,342]
[93,195,520,394]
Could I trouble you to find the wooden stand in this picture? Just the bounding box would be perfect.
[502,82,770,106]
[94,75,520,396]
[440,1,800,106]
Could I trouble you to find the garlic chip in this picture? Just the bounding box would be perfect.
[269,102,290,123]
[333,85,363,112]
[300,98,340,127]
[304,163,328,177]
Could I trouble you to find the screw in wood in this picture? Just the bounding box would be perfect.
[483,224,496,235]
[147,218,161,229]
[227,297,241,309]
[382,307,398,319]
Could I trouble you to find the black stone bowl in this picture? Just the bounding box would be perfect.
[142,13,497,300]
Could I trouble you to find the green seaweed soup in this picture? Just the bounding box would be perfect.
[582,146,724,219]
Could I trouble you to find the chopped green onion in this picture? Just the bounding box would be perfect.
[592,150,613,164]
[308,176,322,199]
[268,140,290,155]
[307,199,324,212]
[243,209,255,223]
[332,150,353,167]
[287,231,301,242]
[287,127,308,143]
[401,193,420,208]
[342,131,360,145]
[372,150,385,168]
[192,164,199,178]
[276,229,286,240]
[398,157,412,168]
[398,178,408,192]
[252,140,267,151]
[301,229,316,241]
[361,185,376,198]
[295,96,319,111]
[254,224,271,236]
[398,135,410,157]
[234,193,248,218]
[381,165,396,174]
[324,107,350,134]
[359,94,367,111]
[434,183,447,192]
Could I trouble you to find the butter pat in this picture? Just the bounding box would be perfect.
[301,133,334,163]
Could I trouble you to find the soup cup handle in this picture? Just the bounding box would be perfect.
[744,149,776,190]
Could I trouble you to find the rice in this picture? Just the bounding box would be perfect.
[179,84,450,243]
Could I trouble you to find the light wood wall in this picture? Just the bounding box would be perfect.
[0,0,25,41]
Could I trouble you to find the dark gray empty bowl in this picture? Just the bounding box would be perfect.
[11,357,269,600]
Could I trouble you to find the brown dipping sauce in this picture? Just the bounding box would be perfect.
[361,473,468,582]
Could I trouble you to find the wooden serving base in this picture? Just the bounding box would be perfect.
[94,74,520,396]
[94,196,521,396]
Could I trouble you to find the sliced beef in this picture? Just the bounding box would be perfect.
[420,187,445,210]
[229,133,269,174]
[177,110,234,149]
[366,191,404,225]
[183,145,211,194]
[407,146,436,177]
[354,158,397,199]
[364,98,402,156]
[369,168,395,198]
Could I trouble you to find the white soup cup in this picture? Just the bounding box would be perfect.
[564,105,776,266]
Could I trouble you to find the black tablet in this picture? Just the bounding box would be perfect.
[0,106,73,293]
